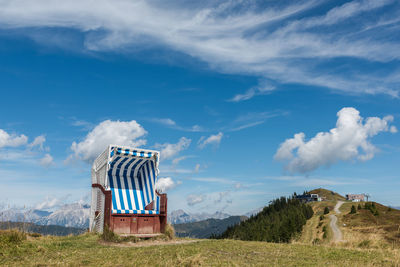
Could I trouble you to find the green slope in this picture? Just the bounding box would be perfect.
[219,196,314,242]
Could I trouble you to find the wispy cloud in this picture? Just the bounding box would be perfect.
[227,110,288,132]
[229,82,275,102]
[187,194,206,206]
[151,118,204,132]
[191,177,234,184]
[267,175,370,187]
[0,0,398,97]
[172,155,195,165]
[198,132,223,149]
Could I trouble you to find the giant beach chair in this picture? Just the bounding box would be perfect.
[90,145,167,235]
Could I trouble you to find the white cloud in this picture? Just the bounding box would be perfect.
[28,135,46,150]
[35,194,71,210]
[186,194,206,206]
[0,131,53,167]
[0,129,28,148]
[155,177,177,193]
[155,137,191,160]
[198,132,223,149]
[274,107,396,173]
[0,1,398,97]
[390,126,398,133]
[35,197,60,210]
[70,120,147,163]
[40,153,54,167]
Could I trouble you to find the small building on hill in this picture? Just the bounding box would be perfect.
[346,194,364,202]
[296,194,321,203]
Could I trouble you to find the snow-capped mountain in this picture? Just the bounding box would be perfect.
[169,209,231,224]
[169,207,266,225]
[0,202,90,229]
[38,203,90,228]
[24,209,53,222]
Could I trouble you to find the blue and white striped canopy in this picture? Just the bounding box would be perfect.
[110,147,157,159]
[108,147,160,214]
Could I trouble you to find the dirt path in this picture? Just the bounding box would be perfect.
[329,201,344,242]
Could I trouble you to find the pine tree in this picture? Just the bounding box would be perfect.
[350,205,357,214]
[324,207,330,214]
[217,195,314,243]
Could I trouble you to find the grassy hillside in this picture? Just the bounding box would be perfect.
[339,201,400,247]
[296,188,400,249]
[174,216,247,238]
[309,188,346,201]
[296,200,336,244]
[1,230,399,266]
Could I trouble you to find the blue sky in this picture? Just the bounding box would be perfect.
[0,0,399,214]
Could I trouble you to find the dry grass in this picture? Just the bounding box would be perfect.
[164,223,175,240]
[1,231,399,266]
[338,201,400,249]
[297,199,400,254]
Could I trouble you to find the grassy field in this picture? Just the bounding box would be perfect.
[1,230,400,266]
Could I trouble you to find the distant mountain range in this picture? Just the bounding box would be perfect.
[168,209,231,224]
[0,202,90,229]
[0,202,260,230]
[0,221,86,236]
[174,216,248,238]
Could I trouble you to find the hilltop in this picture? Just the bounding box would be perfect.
[308,188,346,201]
